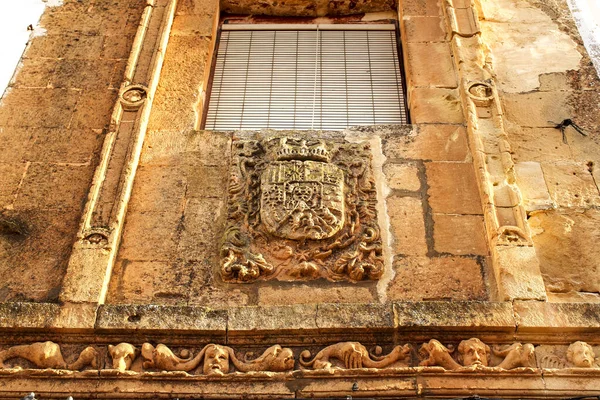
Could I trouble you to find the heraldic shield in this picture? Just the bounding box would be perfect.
[221,136,383,283]
[260,160,345,240]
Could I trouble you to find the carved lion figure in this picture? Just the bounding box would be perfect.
[493,342,535,369]
[108,343,139,372]
[229,345,294,372]
[0,341,98,370]
[419,339,461,370]
[299,342,410,370]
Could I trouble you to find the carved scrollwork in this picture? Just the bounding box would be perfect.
[138,343,294,375]
[419,338,535,370]
[221,137,383,283]
[541,341,599,369]
[0,341,98,371]
[299,342,410,370]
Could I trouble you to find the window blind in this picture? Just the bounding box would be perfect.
[204,24,408,131]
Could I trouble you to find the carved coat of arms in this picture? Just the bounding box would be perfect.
[221,136,383,283]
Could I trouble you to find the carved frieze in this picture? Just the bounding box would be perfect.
[419,338,536,370]
[221,137,383,283]
[541,341,599,369]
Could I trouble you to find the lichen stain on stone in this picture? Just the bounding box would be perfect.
[480,0,582,93]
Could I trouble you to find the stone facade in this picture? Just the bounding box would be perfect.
[0,0,599,398]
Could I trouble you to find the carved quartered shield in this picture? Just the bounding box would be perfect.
[260,160,345,240]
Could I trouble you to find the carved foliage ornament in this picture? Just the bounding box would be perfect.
[221,137,383,283]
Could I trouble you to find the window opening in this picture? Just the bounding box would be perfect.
[203,23,409,131]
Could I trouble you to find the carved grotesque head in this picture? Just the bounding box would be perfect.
[458,338,490,367]
[203,344,230,375]
[108,343,139,371]
[567,341,597,368]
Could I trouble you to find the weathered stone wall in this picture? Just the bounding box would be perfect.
[480,0,600,301]
[0,0,146,302]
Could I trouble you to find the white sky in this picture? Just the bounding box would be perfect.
[0,1,47,98]
[0,0,598,98]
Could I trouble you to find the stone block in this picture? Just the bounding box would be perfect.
[0,127,33,163]
[52,59,116,89]
[9,58,57,88]
[502,91,570,128]
[493,246,547,301]
[24,128,104,164]
[383,162,421,191]
[176,197,225,260]
[71,89,118,129]
[514,302,600,332]
[257,285,375,305]
[14,163,94,211]
[541,162,600,208]
[228,305,318,333]
[406,42,457,88]
[0,302,61,329]
[0,163,26,208]
[386,195,428,256]
[433,214,488,255]
[316,303,394,329]
[96,304,227,333]
[514,162,554,212]
[388,256,487,301]
[508,127,573,163]
[399,0,442,16]
[426,162,482,214]
[0,88,79,128]
[101,34,136,60]
[117,260,191,304]
[177,0,220,15]
[383,125,469,161]
[403,16,445,42]
[409,88,464,123]
[394,301,514,329]
[128,165,188,212]
[117,211,182,261]
[149,36,211,131]
[529,209,600,293]
[186,165,229,199]
[171,14,215,36]
[141,130,232,167]
[0,209,82,302]
[26,34,105,59]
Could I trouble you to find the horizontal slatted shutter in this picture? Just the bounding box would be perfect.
[205,24,408,131]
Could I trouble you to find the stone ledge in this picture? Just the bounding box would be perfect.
[514,302,600,334]
[0,302,599,343]
[94,304,227,335]
[0,369,598,399]
[0,303,60,330]
[393,301,516,341]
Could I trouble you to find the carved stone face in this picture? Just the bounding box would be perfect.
[203,345,230,375]
[459,339,489,367]
[567,341,596,368]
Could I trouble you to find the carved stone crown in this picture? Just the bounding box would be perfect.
[273,138,330,162]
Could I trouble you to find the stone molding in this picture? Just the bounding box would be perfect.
[59,0,178,305]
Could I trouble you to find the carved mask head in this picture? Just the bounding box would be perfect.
[458,338,490,367]
[203,344,230,375]
[567,341,596,368]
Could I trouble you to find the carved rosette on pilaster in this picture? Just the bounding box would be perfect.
[221,137,383,283]
[442,0,547,300]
